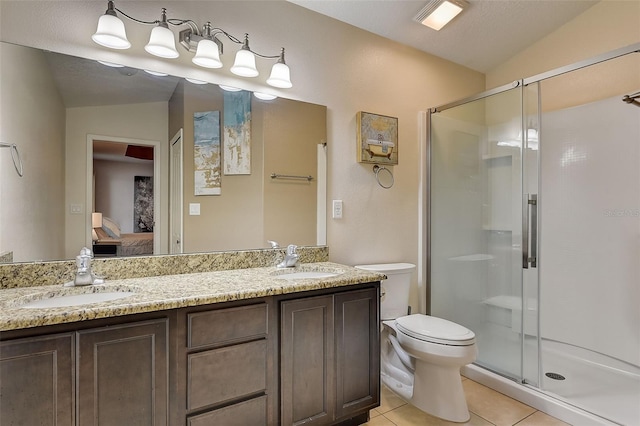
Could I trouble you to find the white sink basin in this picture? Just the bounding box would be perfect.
[275,271,342,280]
[16,285,138,309]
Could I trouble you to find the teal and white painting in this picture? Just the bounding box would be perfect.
[194,110,221,195]
[223,90,252,175]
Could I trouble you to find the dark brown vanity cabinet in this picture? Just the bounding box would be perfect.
[280,286,380,426]
[0,282,379,426]
[0,333,75,426]
[76,319,169,426]
[177,302,276,426]
[0,318,168,426]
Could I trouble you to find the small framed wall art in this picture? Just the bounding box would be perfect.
[356,111,398,165]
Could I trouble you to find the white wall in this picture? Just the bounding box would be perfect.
[94,159,154,234]
[0,43,66,262]
[0,1,484,311]
[540,95,640,366]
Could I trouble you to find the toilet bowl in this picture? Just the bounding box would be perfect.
[355,263,478,423]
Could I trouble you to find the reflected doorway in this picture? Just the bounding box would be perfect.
[87,135,161,256]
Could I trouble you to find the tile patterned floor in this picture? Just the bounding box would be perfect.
[363,376,570,426]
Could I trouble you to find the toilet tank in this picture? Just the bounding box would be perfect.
[355,263,415,320]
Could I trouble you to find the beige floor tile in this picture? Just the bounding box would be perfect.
[463,379,536,426]
[370,408,382,418]
[515,411,571,426]
[360,414,397,426]
[377,385,408,414]
[384,403,493,426]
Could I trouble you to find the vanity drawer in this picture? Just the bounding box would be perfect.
[188,303,268,349]
[187,395,267,426]
[187,339,267,411]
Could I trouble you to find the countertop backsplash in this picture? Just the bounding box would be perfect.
[0,246,329,289]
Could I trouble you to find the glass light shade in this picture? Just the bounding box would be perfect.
[219,85,242,92]
[185,77,207,85]
[254,92,277,101]
[192,39,223,69]
[97,60,124,68]
[266,62,292,88]
[144,69,168,77]
[230,49,259,77]
[92,14,131,49]
[421,1,464,31]
[145,25,179,59]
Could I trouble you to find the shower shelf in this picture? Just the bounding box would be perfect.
[482,153,512,160]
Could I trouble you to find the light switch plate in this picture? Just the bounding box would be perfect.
[189,203,201,215]
[332,200,343,219]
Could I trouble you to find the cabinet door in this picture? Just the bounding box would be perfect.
[335,288,380,420]
[0,333,74,426]
[77,318,168,426]
[281,295,334,426]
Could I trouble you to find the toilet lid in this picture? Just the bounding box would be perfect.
[396,314,475,346]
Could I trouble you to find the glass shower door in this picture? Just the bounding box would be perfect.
[430,87,527,381]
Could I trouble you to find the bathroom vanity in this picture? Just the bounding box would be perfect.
[0,262,383,426]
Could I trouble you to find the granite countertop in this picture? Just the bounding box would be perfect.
[0,262,385,331]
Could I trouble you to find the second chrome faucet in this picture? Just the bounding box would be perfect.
[277,244,298,268]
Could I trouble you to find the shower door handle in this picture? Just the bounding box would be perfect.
[523,194,538,269]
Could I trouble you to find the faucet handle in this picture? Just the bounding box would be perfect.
[268,240,280,249]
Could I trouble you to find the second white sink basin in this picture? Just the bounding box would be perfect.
[20,292,135,309]
[275,271,341,280]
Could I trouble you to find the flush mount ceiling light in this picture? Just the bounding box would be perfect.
[414,0,468,31]
[92,1,293,88]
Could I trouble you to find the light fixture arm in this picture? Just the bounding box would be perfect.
[94,1,292,87]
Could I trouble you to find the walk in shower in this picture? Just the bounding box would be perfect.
[428,44,639,425]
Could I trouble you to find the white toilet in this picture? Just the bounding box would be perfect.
[355,263,477,423]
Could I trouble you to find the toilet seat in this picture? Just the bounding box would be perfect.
[396,314,475,346]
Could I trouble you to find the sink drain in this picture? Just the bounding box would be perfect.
[545,372,566,380]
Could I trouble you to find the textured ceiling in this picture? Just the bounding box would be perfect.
[289,0,598,73]
[44,51,180,108]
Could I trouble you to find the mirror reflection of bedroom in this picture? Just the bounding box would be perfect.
[92,140,156,257]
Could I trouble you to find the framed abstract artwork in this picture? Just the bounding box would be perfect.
[194,110,222,195]
[356,111,398,165]
[223,90,252,175]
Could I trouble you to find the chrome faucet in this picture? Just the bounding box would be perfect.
[277,244,299,268]
[71,247,104,286]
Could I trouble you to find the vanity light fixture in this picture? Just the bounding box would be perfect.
[254,92,278,101]
[219,85,243,92]
[185,77,208,85]
[144,69,169,77]
[414,0,468,31]
[92,1,293,88]
[97,60,124,67]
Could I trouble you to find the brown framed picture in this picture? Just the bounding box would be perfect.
[356,111,398,165]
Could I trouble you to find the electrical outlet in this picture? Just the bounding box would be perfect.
[332,200,343,219]
[70,204,83,214]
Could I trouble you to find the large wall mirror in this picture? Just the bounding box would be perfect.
[0,41,327,263]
